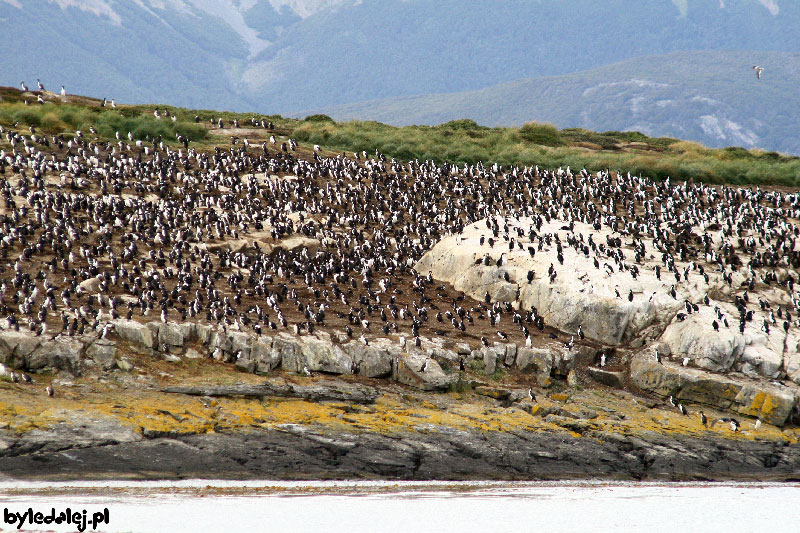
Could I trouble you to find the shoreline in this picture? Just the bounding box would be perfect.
[1,375,798,483]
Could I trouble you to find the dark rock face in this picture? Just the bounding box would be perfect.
[0,422,798,482]
[162,380,380,404]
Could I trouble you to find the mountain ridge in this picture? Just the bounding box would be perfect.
[305,50,800,154]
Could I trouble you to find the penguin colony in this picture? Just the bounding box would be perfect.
[2,93,800,421]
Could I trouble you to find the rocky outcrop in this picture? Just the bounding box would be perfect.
[1,416,799,482]
[659,302,794,381]
[631,350,799,426]
[2,310,797,428]
[414,216,703,346]
[163,379,379,404]
[415,216,795,386]
[0,320,525,394]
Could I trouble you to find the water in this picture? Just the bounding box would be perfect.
[0,480,796,533]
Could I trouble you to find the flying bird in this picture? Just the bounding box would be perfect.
[753,65,764,80]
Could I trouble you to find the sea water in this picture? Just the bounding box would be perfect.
[0,480,796,532]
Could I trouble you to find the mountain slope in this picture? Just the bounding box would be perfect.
[0,0,257,110]
[243,0,800,112]
[309,50,800,154]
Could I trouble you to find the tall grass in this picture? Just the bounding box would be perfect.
[0,103,207,142]
[290,119,800,186]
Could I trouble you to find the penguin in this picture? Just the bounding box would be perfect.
[667,395,677,408]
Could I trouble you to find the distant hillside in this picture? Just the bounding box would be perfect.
[3,85,797,187]
[3,0,800,120]
[243,0,800,112]
[309,51,800,154]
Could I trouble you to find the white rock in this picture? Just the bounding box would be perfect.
[416,216,707,346]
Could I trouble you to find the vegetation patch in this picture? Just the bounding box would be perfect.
[1,87,798,186]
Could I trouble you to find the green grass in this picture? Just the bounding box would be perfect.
[290,119,800,186]
[490,368,508,382]
[1,88,799,186]
[0,100,207,143]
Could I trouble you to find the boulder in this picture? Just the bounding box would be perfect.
[482,346,500,375]
[782,333,800,385]
[659,306,744,372]
[112,319,154,349]
[414,216,739,347]
[85,341,118,370]
[31,338,84,376]
[631,350,798,426]
[515,347,554,378]
[660,303,787,380]
[474,386,512,400]
[454,343,472,355]
[228,332,252,358]
[297,336,353,375]
[78,277,101,293]
[251,336,280,374]
[394,350,456,391]
[0,330,42,368]
[551,346,576,376]
[274,335,305,373]
[158,322,184,349]
[195,324,214,345]
[177,323,196,343]
[344,339,395,378]
[208,330,233,354]
[741,328,786,379]
[427,346,460,372]
[586,367,626,389]
[503,344,517,367]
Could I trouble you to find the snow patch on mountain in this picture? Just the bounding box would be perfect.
[268,0,350,18]
[673,0,777,16]
[47,0,121,25]
[671,0,688,17]
[758,0,779,15]
[187,0,271,56]
[582,79,673,97]
[698,115,759,146]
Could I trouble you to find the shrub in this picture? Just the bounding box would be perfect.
[437,119,482,131]
[304,114,335,123]
[519,122,564,146]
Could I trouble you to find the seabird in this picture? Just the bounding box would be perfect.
[711,417,740,432]
[667,395,677,407]
[753,65,764,80]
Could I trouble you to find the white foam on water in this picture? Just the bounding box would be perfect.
[1,480,798,532]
